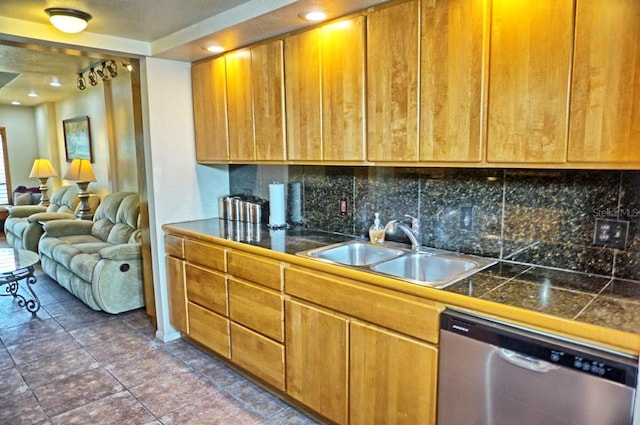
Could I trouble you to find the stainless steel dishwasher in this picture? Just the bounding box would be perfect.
[437,309,638,425]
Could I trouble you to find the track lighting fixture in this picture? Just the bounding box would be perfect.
[75,60,124,90]
[88,68,98,86]
[77,73,86,90]
[106,61,117,78]
[96,64,107,81]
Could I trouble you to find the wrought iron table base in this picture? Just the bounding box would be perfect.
[1,266,40,314]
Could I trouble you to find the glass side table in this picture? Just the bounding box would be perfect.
[0,248,41,314]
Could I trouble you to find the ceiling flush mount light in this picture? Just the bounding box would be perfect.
[28,91,38,98]
[300,11,327,22]
[45,8,92,33]
[205,45,225,54]
[50,77,61,87]
[11,101,20,105]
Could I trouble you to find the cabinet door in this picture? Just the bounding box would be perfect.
[284,28,322,160]
[420,0,486,162]
[321,16,366,162]
[192,57,229,162]
[487,0,574,163]
[367,0,420,162]
[226,49,254,160]
[252,40,286,161]
[285,300,348,425]
[568,0,640,165]
[350,322,438,425]
[165,255,188,333]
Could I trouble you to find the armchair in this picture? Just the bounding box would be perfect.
[38,192,144,314]
[4,185,99,252]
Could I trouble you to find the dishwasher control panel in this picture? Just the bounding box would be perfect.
[442,310,638,386]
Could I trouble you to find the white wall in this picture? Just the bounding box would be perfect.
[0,104,40,192]
[55,85,111,196]
[109,72,138,192]
[140,56,229,342]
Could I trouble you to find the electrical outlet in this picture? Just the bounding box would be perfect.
[593,218,629,250]
[460,206,473,230]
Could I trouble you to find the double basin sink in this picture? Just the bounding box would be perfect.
[297,240,496,289]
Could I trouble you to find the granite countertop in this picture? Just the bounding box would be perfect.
[165,218,640,337]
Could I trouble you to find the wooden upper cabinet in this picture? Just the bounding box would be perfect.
[420,0,487,162]
[321,16,366,162]
[192,58,229,162]
[252,40,286,161]
[226,49,254,160]
[486,0,574,163]
[285,28,322,161]
[367,0,420,162]
[568,0,640,165]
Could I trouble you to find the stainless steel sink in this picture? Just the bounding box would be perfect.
[297,240,497,288]
[370,253,493,288]
[301,240,404,266]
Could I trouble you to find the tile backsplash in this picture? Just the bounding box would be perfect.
[229,165,640,281]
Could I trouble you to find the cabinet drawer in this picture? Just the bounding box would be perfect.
[285,266,442,344]
[188,302,230,358]
[230,323,285,391]
[185,239,226,271]
[186,264,227,316]
[164,234,185,258]
[227,251,282,290]
[228,278,283,342]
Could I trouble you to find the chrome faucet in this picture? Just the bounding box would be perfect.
[385,214,421,251]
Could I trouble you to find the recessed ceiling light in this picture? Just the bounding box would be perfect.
[205,45,225,54]
[28,91,38,97]
[301,11,327,21]
[11,101,21,105]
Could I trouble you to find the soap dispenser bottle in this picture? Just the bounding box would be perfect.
[369,212,385,244]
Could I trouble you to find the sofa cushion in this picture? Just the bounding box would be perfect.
[90,192,139,244]
[70,253,101,282]
[47,186,81,214]
[14,192,34,205]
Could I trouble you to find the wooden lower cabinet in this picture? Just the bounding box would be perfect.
[285,300,349,425]
[285,299,438,425]
[350,321,438,425]
[230,323,285,390]
[228,278,283,341]
[188,302,230,358]
[165,255,187,333]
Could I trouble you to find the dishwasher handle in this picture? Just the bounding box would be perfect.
[499,349,561,373]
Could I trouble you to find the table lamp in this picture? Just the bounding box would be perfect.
[63,158,96,220]
[29,158,58,206]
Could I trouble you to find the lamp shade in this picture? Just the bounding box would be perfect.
[29,158,58,179]
[64,159,96,182]
[45,8,92,34]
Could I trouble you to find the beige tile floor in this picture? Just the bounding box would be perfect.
[0,253,322,424]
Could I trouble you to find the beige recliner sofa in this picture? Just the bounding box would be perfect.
[38,192,144,314]
[4,186,99,252]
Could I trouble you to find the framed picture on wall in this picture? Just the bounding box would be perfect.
[63,116,93,162]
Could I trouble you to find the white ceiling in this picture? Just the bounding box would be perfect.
[0,0,386,106]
